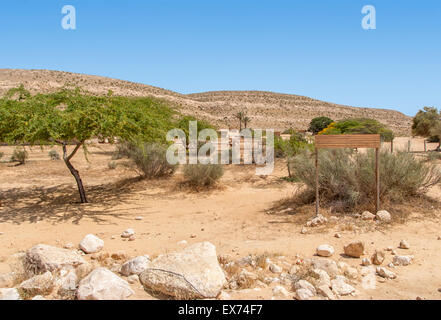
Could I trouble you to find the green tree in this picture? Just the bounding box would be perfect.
[243,116,251,129]
[412,106,440,143]
[308,116,333,135]
[0,87,182,203]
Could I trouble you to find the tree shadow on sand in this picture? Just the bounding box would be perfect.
[0,176,174,225]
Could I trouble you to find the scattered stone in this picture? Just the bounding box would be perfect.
[388,263,395,268]
[362,258,371,266]
[79,234,104,254]
[19,271,54,297]
[295,288,314,300]
[311,258,339,278]
[77,267,134,300]
[294,280,316,295]
[331,276,355,296]
[391,250,397,255]
[376,210,391,222]
[399,240,410,249]
[371,250,385,265]
[376,267,397,279]
[385,246,393,251]
[127,275,139,284]
[178,240,188,246]
[316,244,334,257]
[273,286,290,298]
[139,242,226,299]
[316,285,337,300]
[344,241,365,258]
[437,236,441,241]
[311,269,331,288]
[121,256,151,276]
[121,229,135,238]
[111,251,128,261]
[236,269,258,287]
[190,234,197,238]
[135,216,143,220]
[269,263,282,274]
[56,269,78,297]
[63,243,74,250]
[128,235,136,241]
[32,295,46,300]
[334,233,341,238]
[393,255,414,266]
[301,227,308,234]
[361,211,375,220]
[344,267,358,280]
[0,288,21,300]
[26,244,86,274]
[306,214,327,227]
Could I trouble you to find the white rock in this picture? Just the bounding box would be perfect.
[334,233,342,238]
[306,214,328,227]
[127,275,139,284]
[294,279,316,295]
[63,243,74,249]
[135,216,143,220]
[376,267,397,279]
[0,272,16,288]
[273,286,290,298]
[399,240,410,249]
[139,242,227,299]
[331,277,355,296]
[0,288,21,300]
[56,269,78,296]
[295,288,314,300]
[77,267,134,300]
[19,271,54,296]
[344,267,358,280]
[26,244,86,274]
[121,229,135,238]
[301,227,308,234]
[269,263,282,274]
[120,256,151,276]
[316,244,334,257]
[361,211,376,220]
[376,210,391,222]
[316,285,337,300]
[393,255,413,266]
[362,258,371,266]
[177,240,188,246]
[31,295,46,300]
[79,234,104,254]
[311,269,331,287]
[311,258,339,278]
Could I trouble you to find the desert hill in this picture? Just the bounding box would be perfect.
[0,69,411,135]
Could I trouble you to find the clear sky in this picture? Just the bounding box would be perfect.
[1,0,440,116]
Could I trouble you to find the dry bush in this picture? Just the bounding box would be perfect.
[10,147,28,165]
[290,149,441,212]
[48,149,60,160]
[183,164,224,189]
[115,142,176,179]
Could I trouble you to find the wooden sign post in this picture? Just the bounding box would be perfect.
[314,134,381,216]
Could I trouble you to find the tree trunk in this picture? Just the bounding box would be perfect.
[61,142,88,203]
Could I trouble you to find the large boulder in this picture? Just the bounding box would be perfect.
[120,256,151,276]
[19,271,54,297]
[343,241,365,258]
[0,288,21,300]
[25,244,86,274]
[77,267,134,300]
[79,234,104,254]
[139,242,227,299]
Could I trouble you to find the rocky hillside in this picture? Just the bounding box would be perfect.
[0,69,411,135]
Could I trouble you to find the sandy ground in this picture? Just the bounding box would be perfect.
[0,138,440,300]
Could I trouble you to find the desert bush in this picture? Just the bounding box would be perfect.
[10,147,28,165]
[0,151,3,160]
[183,164,224,188]
[120,141,176,178]
[108,161,117,169]
[290,149,441,211]
[48,149,60,160]
[308,116,333,135]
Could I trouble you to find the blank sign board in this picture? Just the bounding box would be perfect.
[315,134,381,149]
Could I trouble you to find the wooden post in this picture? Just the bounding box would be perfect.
[391,139,394,153]
[315,147,319,216]
[408,140,411,152]
[424,140,427,152]
[375,147,380,212]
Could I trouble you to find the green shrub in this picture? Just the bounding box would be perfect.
[10,147,28,165]
[183,164,224,188]
[48,149,60,160]
[290,149,441,211]
[308,117,333,135]
[320,118,395,142]
[120,142,176,178]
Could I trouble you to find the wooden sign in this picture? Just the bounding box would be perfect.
[315,134,381,149]
[314,134,381,215]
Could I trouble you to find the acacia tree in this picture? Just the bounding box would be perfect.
[412,107,441,148]
[0,86,176,203]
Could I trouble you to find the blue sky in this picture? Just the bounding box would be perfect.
[0,1,440,116]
